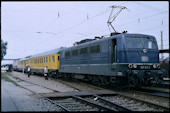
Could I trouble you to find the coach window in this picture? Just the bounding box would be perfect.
[80,47,88,55]
[90,44,100,54]
[65,51,70,58]
[46,57,48,63]
[52,55,55,62]
[49,56,51,62]
[58,56,60,61]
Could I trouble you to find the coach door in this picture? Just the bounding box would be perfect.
[111,38,117,64]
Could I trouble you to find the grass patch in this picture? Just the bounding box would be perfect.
[1,72,11,76]
[1,75,20,86]
[1,75,13,82]
[13,76,23,81]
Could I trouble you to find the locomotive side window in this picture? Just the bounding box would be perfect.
[65,51,70,57]
[90,44,100,54]
[80,47,88,55]
[72,49,78,56]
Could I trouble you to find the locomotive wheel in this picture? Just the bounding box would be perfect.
[104,77,111,85]
[91,76,100,85]
[129,75,140,87]
[63,73,73,81]
[100,76,110,86]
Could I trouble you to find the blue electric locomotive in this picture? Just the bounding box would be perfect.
[59,33,167,87]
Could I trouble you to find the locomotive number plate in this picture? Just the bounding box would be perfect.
[140,65,151,70]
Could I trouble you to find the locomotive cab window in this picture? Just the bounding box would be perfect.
[143,37,157,49]
[126,37,143,49]
[126,36,157,49]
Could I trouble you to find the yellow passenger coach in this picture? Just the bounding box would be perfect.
[27,48,64,77]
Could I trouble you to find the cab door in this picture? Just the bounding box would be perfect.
[111,38,117,64]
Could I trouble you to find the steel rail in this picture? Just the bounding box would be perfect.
[9,74,117,111]
[118,94,169,111]
[135,88,170,98]
[10,72,169,111]
[57,79,169,111]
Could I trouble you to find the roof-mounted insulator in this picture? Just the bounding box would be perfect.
[110,32,121,36]
[122,31,128,33]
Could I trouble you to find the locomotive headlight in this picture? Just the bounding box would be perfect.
[128,64,133,68]
[153,64,157,68]
[133,64,137,68]
[157,64,160,69]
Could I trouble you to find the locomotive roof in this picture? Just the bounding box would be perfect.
[29,47,65,59]
[62,33,155,51]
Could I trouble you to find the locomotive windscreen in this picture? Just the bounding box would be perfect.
[125,36,157,49]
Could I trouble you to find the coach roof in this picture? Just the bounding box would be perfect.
[29,47,65,59]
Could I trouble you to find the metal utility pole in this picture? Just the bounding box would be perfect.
[107,5,129,33]
[23,60,24,73]
[161,31,164,59]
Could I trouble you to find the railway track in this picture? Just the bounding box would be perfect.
[9,73,169,111]
[7,75,125,111]
[136,87,170,98]
[55,79,169,111]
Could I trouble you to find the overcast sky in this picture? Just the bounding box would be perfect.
[1,1,169,64]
